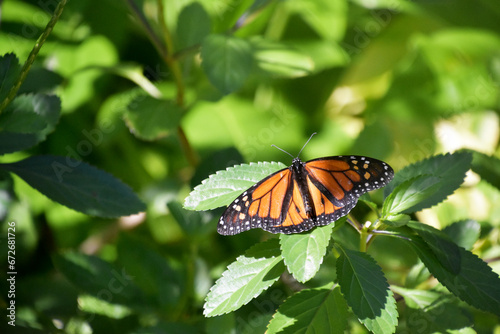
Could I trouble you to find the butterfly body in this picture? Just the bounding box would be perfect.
[218,155,394,235]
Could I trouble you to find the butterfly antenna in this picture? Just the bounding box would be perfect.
[271,144,294,158]
[297,132,317,158]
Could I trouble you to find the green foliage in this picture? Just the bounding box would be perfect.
[0,155,145,217]
[201,34,254,94]
[280,223,336,283]
[267,284,348,334]
[184,161,286,210]
[1,0,500,333]
[204,238,285,317]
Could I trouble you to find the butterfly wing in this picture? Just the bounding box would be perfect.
[303,155,394,228]
[217,166,305,235]
[218,156,394,235]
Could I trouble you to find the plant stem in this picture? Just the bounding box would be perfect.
[125,0,167,59]
[156,0,198,166]
[0,0,67,114]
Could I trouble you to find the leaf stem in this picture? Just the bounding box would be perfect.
[124,0,167,59]
[0,0,67,115]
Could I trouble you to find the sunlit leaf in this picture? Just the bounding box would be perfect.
[184,161,286,211]
[382,175,441,215]
[78,295,133,319]
[204,239,284,317]
[384,152,472,212]
[280,224,334,283]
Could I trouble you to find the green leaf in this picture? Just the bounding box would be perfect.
[405,262,430,289]
[0,94,60,154]
[124,95,183,141]
[286,0,347,41]
[381,213,411,227]
[53,252,146,308]
[280,224,334,283]
[408,221,461,274]
[443,220,480,250]
[336,247,398,334]
[203,238,285,317]
[0,94,60,132]
[78,294,133,319]
[382,175,441,215]
[201,34,253,94]
[0,53,21,103]
[384,152,472,211]
[0,132,40,155]
[176,2,211,49]
[184,161,286,211]
[408,234,500,316]
[267,284,348,334]
[0,155,145,217]
[391,286,472,333]
[116,233,182,308]
[251,38,314,78]
[470,151,500,190]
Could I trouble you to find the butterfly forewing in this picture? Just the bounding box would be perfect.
[218,155,394,235]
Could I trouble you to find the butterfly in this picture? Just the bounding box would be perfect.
[218,134,394,235]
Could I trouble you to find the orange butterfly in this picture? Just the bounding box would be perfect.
[218,136,394,235]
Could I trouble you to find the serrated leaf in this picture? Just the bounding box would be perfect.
[280,224,334,283]
[0,53,21,102]
[336,247,398,334]
[201,34,253,94]
[176,2,211,49]
[204,239,285,317]
[391,286,472,333]
[0,155,145,217]
[471,150,500,190]
[408,221,461,274]
[267,284,348,334]
[53,252,146,308]
[0,94,60,154]
[408,234,500,316]
[184,161,286,211]
[384,152,472,211]
[443,220,480,250]
[124,95,182,140]
[382,175,441,215]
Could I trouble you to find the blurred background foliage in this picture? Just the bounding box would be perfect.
[0,0,499,333]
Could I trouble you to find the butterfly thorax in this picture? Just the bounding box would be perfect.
[290,158,315,217]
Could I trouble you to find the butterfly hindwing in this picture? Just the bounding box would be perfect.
[218,155,394,235]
